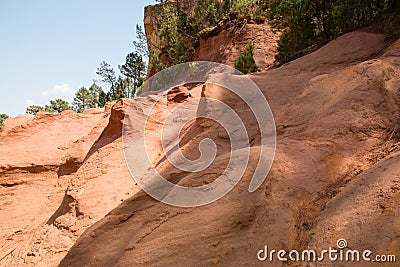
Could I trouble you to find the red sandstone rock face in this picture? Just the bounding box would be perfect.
[1,31,400,267]
[193,23,281,71]
[58,32,400,267]
[0,89,204,266]
[0,103,134,266]
[144,2,280,76]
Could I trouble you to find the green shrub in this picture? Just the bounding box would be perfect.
[234,42,258,74]
[231,0,257,20]
[0,114,9,131]
[384,22,396,39]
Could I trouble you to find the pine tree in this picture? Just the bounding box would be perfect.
[119,52,146,97]
[45,99,71,114]
[234,42,258,74]
[133,25,149,59]
[26,105,45,115]
[96,61,117,99]
[88,83,107,108]
[72,87,91,113]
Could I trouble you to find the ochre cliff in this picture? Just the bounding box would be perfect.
[1,5,400,267]
[193,21,280,71]
[144,1,280,77]
[0,103,135,266]
[58,32,399,267]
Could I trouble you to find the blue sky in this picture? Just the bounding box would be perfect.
[0,0,155,117]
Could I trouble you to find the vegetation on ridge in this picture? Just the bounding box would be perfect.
[151,0,400,67]
[150,0,262,72]
[267,0,400,64]
[21,0,400,116]
[26,25,148,115]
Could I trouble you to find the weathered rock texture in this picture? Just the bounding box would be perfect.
[1,15,400,267]
[144,1,280,77]
[55,31,399,267]
[193,22,280,71]
[0,102,135,266]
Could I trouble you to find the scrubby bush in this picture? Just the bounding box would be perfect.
[0,114,9,131]
[234,42,258,74]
